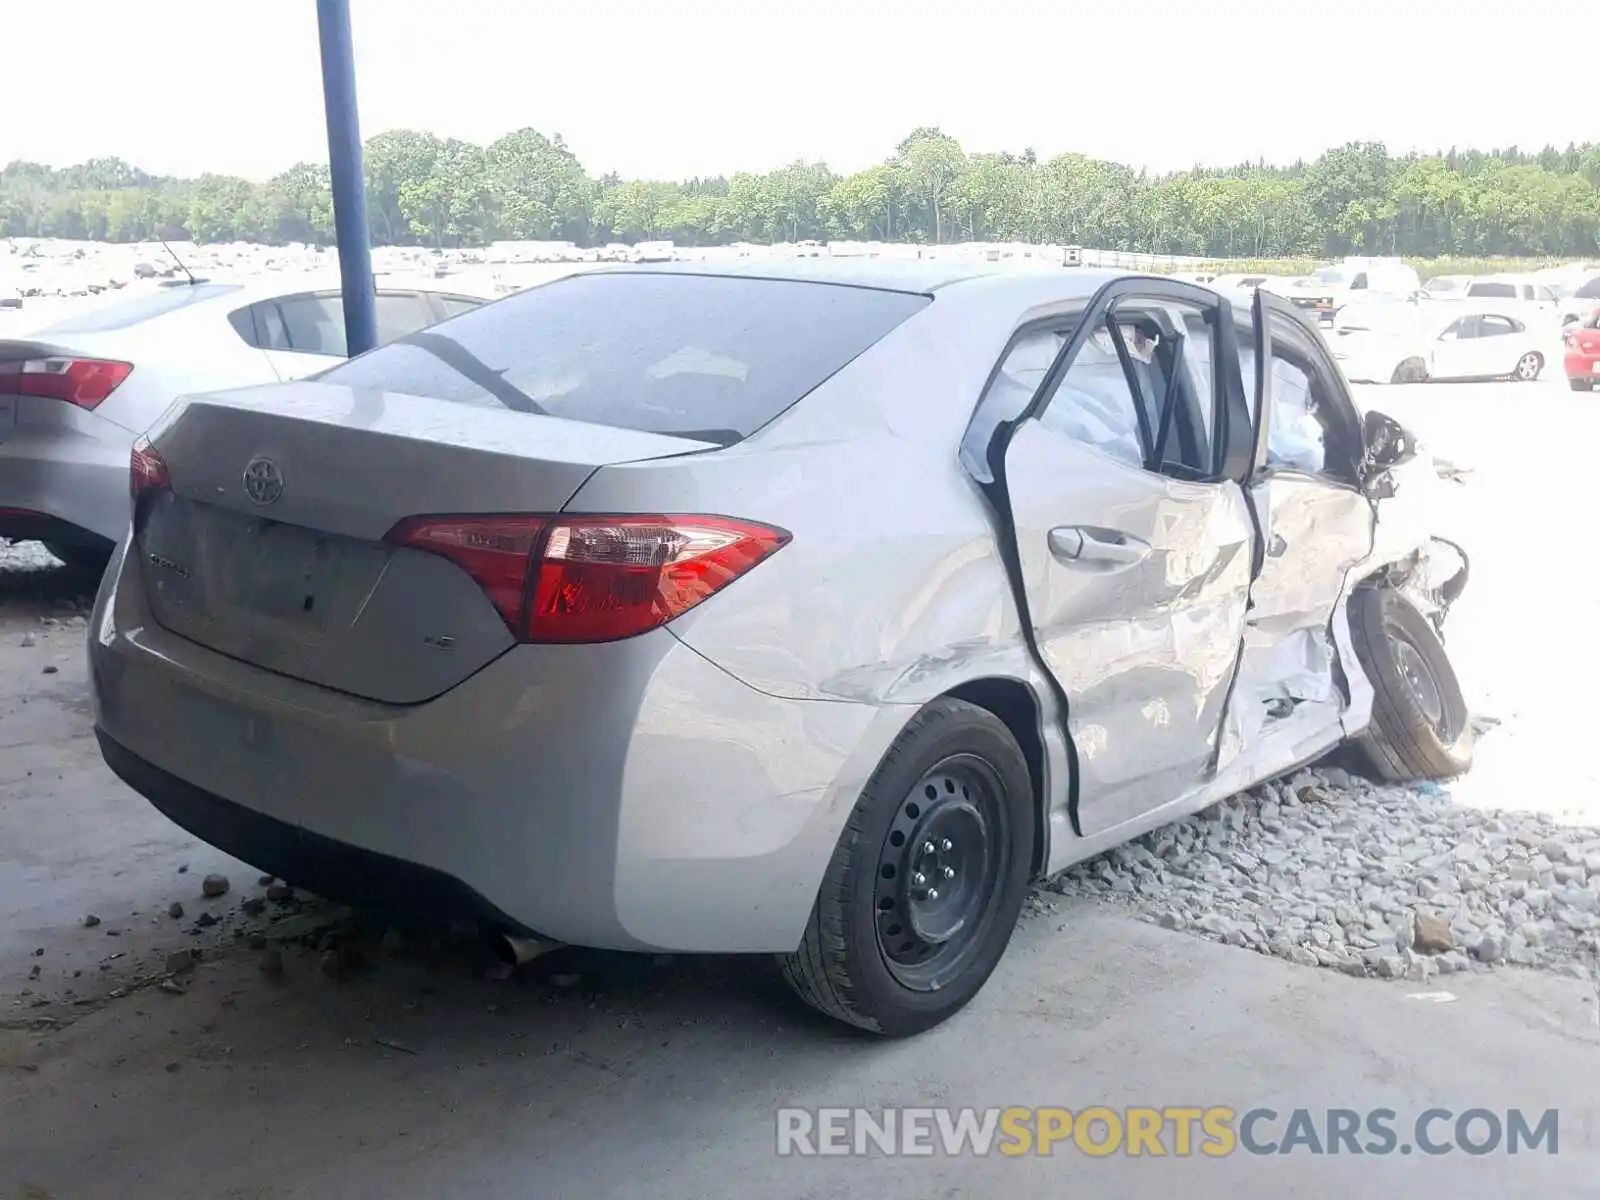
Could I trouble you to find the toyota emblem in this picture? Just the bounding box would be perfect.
[242,456,284,506]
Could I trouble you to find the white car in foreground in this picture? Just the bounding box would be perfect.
[0,273,489,570]
[1330,304,1552,384]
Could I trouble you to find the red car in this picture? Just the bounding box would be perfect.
[1565,308,1600,391]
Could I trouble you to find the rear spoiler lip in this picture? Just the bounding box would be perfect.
[0,339,83,363]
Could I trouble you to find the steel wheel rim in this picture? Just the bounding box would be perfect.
[1517,353,1540,380]
[874,754,1010,993]
[1388,624,1466,742]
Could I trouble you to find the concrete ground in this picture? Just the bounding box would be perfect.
[2,376,1598,1198]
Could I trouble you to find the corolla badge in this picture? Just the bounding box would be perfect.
[242,456,284,506]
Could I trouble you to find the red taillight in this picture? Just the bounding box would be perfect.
[386,513,790,643]
[130,435,170,501]
[385,515,548,632]
[0,356,132,409]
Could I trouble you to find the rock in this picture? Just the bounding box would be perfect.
[1157,911,1186,931]
[1406,955,1437,982]
[319,949,344,979]
[380,928,405,954]
[201,874,230,898]
[258,874,275,886]
[1413,912,1456,954]
[1471,932,1506,963]
[82,914,100,928]
[1436,951,1471,974]
[158,979,187,995]
[1373,955,1406,979]
[265,882,295,903]
[20,632,35,647]
[240,896,266,916]
[177,864,188,874]
[164,949,196,975]
[195,911,218,928]
[167,901,185,919]
[41,665,58,675]
[1194,912,1237,938]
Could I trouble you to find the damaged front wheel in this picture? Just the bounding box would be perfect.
[1349,586,1473,781]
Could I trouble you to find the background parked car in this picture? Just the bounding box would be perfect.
[1459,274,1560,311]
[1550,272,1600,327]
[1564,308,1600,391]
[1331,303,1550,383]
[0,273,490,571]
[1422,273,1471,297]
[1280,256,1422,325]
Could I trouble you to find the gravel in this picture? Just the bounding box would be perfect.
[1043,765,1600,981]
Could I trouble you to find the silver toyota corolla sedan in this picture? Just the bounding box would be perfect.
[89,262,1472,1036]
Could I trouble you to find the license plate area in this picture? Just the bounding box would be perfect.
[223,519,346,630]
[139,492,389,648]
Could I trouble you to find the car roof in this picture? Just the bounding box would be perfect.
[566,259,1137,307]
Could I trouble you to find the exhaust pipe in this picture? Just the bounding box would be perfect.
[496,932,563,966]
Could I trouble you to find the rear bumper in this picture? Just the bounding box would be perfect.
[90,539,910,952]
[97,730,546,936]
[1563,351,1599,385]
[0,419,132,544]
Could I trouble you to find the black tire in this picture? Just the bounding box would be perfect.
[1390,357,1427,385]
[42,538,113,577]
[780,697,1034,1037]
[1348,586,1473,781]
[1513,351,1543,382]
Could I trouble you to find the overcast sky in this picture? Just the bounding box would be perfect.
[7,0,1586,181]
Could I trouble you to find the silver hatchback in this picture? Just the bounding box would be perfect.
[90,263,1472,1036]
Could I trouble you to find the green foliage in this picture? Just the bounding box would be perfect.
[4,132,1599,260]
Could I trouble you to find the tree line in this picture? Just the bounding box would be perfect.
[4,127,1599,260]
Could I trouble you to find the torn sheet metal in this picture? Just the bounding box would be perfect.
[1217,626,1340,772]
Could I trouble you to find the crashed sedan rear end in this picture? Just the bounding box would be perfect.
[89,263,1470,1037]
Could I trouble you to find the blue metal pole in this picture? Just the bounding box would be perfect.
[316,0,376,356]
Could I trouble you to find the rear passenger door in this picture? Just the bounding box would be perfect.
[248,290,442,381]
[1232,289,1374,758]
[994,282,1258,837]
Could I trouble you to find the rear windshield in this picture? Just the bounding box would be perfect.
[1576,276,1600,300]
[1466,282,1517,298]
[314,271,931,444]
[32,282,242,334]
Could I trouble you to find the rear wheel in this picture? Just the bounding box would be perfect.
[1513,351,1543,382]
[1390,357,1428,384]
[780,698,1033,1037]
[1348,586,1472,781]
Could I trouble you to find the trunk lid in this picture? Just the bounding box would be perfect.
[135,381,717,703]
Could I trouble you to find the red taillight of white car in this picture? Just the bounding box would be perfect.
[0,356,132,410]
[386,513,791,643]
[129,435,170,503]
